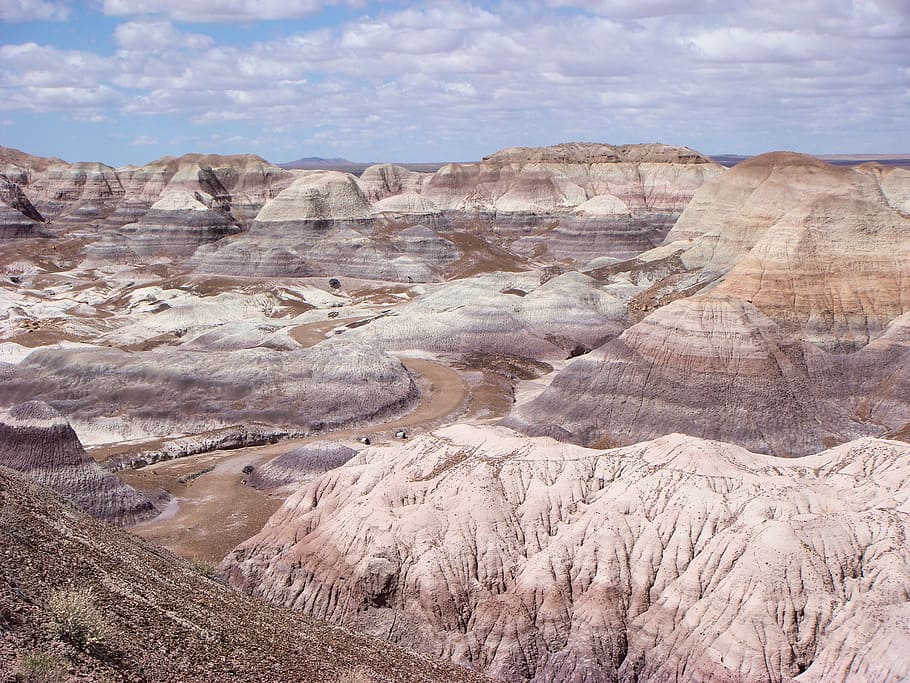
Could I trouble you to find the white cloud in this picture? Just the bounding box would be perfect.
[101,0,358,22]
[689,28,828,63]
[4,0,909,160]
[0,43,113,88]
[131,135,158,145]
[546,0,725,18]
[0,0,70,22]
[114,21,213,50]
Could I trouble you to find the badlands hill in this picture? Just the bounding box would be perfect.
[0,142,723,282]
[2,140,910,682]
[1,340,418,444]
[0,400,156,524]
[224,424,910,683]
[0,465,490,683]
[509,152,910,454]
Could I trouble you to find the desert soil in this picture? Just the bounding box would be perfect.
[122,356,469,561]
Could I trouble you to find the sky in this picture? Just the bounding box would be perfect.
[0,0,908,166]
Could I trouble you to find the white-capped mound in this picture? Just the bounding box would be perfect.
[347,270,626,358]
[246,441,358,489]
[257,171,373,222]
[149,190,213,212]
[374,192,440,216]
[573,193,630,216]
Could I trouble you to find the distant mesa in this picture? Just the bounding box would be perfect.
[280,156,358,170]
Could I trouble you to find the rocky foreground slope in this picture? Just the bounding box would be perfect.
[224,425,910,683]
[0,465,490,683]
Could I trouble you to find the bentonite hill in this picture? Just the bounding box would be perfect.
[1,141,909,682]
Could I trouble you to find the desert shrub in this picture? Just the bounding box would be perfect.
[190,558,220,581]
[15,651,67,683]
[46,587,108,651]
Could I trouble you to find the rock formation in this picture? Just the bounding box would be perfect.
[0,464,490,683]
[93,190,241,260]
[0,173,48,238]
[0,143,726,284]
[357,163,428,202]
[223,424,910,683]
[347,270,627,359]
[0,147,295,235]
[420,143,724,261]
[508,292,910,455]
[656,153,910,349]
[246,441,357,490]
[0,401,156,524]
[0,341,418,444]
[19,161,125,225]
[508,153,910,453]
[256,171,374,223]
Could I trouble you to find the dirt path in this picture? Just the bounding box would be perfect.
[288,315,368,348]
[123,357,468,563]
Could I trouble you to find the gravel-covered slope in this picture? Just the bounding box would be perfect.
[0,465,492,683]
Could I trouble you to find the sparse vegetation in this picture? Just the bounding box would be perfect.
[191,558,221,581]
[45,587,108,651]
[15,651,67,683]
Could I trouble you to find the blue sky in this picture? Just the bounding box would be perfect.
[1,0,908,166]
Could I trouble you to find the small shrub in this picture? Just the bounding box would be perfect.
[191,558,220,581]
[15,651,67,683]
[46,587,108,651]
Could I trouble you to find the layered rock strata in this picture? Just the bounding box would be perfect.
[347,270,626,359]
[0,341,418,444]
[0,401,156,524]
[507,294,910,455]
[223,424,910,683]
[658,153,910,349]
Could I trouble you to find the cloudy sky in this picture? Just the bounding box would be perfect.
[1,0,908,165]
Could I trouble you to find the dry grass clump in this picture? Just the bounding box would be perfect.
[15,651,67,683]
[45,587,109,651]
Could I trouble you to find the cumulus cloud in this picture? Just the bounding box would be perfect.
[114,21,213,50]
[101,0,359,22]
[131,135,159,145]
[3,0,909,160]
[0,0,70,22]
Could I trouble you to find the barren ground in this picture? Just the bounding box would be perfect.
[122,356,469,561]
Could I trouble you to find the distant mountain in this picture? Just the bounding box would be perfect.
[279,156,358,170]
[711,153,910,168]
